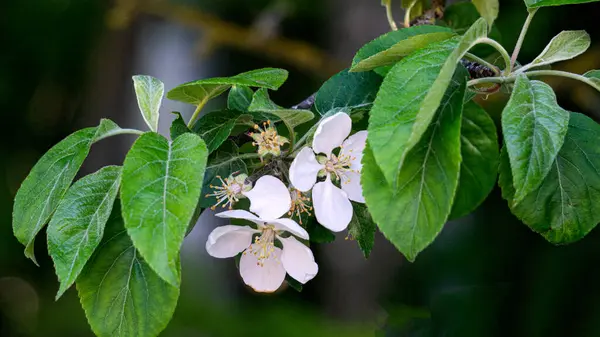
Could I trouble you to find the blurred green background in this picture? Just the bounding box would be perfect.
[2,0,600,336]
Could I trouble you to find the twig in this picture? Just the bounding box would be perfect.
[291,93,316,110]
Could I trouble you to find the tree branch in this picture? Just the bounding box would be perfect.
[291,93,316,110]
[108,0,342,77]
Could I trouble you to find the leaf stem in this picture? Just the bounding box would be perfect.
[473,38,512,74]
[526,70,600,90]
[384,0,398,31]
[466,70,600,92]
[403,0,419,28]
[187,98,209,128]
[510,8,538,72]
[93,128,144,143]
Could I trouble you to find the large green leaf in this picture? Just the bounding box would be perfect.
[132,75,164,132]
[12,119,119,264]
[47,166,122,300]
[167,68,288,105]
[77,205,179,337]
[200,145,248,209]
[350,32,455,73]
[501,75,569,203]
[449,102,499,219]
[522,31,590,71]
[368,18,487,187]
[314,69,382,115]
[499,113,600,244]
[348,203,377,258]
[121,132,207,286]
[248,88,314,128]
[351,25,452,75]
[524,0,600,8]
[362,69,467,262]
[472,0,499,26]
[227,85,254,111]
[191,110,253,153]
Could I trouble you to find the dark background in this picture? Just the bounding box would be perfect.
[2,0,600,336]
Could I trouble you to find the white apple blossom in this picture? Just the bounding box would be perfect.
[289,112,367,232]
[206,175,318,293]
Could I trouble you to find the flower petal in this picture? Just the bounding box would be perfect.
[289,147,324,192]
[243,175,291,220]
[239,245,286,293]
[270,218,309,240]
[312,177,353,232]
[205,225,257,258]
[215,209,263,225]
[312,112,352,157]
[279,236,319,284]
[341,171,365,203]
[340,130,367,171]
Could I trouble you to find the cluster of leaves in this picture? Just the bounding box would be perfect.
[10,0,600,336]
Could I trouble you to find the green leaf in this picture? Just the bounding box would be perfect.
[167,68,288,105]
[121,132,208,286]
[351,25,453,76]
[348,203,377,258]
[368,18,487,187]
[449,102,499,219]
[524,0,600,8]
[132,75,164,132]
[191,110,253,153]
[286,276,303,292]
[472,0,499,26]
[501,75,569,204]
[77,205,179,337]
[306,219,336,244]
[314,69,382,115]
[200,146,248,209]
[94,119,123,142]
[499,113,600,244]
[584,69,600,85]
[350,32,456,73]
[526,31,590,69]
[169,112,191,140]
[248,88,314,128]
[227,85,254,111]
[362,68,467,262]
[47,166,122,300]
[13,127,98,263]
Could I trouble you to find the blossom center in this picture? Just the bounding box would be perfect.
[323,148,358,183]
[247,225,278,267]
[206,174,250,210]
[288,189,312,224]
[249,121,289,158]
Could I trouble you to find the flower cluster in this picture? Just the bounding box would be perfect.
[205,112,367,292]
